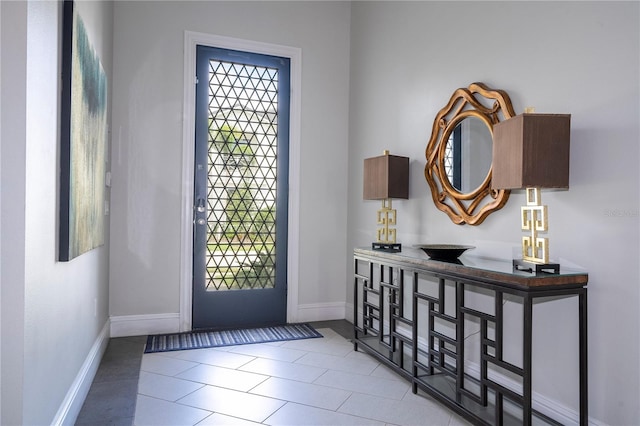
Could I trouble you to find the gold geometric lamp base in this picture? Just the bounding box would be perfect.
[512,188,560,274]
[372,198,402,252]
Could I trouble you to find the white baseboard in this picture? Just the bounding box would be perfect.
[345,302,355,323]
[111,306,347,337]
[52,320,110,426]
[296,302,347,323]
[110,313,180,337]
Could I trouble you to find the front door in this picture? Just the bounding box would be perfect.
[192,45,290,330]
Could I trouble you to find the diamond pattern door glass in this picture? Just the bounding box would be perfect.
[444,133,454,183]
[206,60,279,291]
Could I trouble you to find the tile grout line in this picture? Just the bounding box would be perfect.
[134,320,469,426]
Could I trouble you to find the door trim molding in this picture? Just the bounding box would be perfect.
[181,31,302,331]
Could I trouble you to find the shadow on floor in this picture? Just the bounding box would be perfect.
[75,320,352,425]
[75,335,146,425]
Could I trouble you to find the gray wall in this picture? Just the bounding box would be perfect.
[347,2,639,425]
[0,1,113,424]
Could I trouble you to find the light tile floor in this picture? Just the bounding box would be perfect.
[134,327,471,426]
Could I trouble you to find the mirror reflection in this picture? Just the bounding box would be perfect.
[444,117,493,193]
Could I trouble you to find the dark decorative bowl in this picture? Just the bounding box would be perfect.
[415,244,475,261]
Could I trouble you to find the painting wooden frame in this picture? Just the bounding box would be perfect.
[59,0,108,261]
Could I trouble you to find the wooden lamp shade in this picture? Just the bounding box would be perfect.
[491,114,571,190]
[363,152,409,200]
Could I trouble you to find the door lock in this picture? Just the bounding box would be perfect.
[195,198,206,213]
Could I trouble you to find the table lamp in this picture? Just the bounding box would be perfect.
[363,150,409,252]
[491,113,571,273]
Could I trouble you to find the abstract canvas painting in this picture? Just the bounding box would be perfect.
[59,0,107,261]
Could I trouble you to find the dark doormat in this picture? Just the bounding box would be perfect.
[145,323,323,353]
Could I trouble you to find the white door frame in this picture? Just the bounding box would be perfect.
[180,31,301,331]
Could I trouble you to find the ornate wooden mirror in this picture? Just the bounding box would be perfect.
[424,82,515,225]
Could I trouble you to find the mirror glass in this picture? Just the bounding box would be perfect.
[444,117,493,193]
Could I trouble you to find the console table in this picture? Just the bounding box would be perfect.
[353,247,588,426]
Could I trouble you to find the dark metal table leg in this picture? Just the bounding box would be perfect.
[579,290,588,425]
[523,295,533,426]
